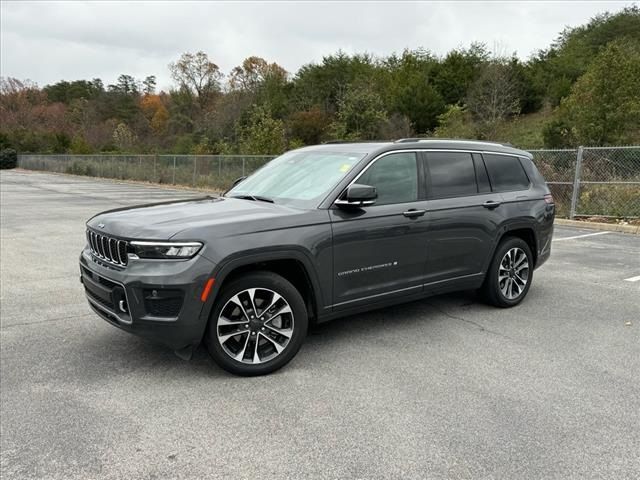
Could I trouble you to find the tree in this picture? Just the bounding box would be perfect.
[142,76,157,95]
[228,57,290,117]
[169,51,222,109]
[434,43,489,105]
[556,38,640,145]
[330,84,388,140]
[109,75,139,95]
[229,57,287,93]
[238,106,287,155]
[466,59,521,137]
[288,107,331,145]
[293,52,379,113]
[434,104,477,139]
[43,79,103,104]
[112,122,137,151]
[529,6,640,106]
[140,94,169,136]
[382,49,446,133]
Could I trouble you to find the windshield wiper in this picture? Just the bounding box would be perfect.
[229,194,274,203]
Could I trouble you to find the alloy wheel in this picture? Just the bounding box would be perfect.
[498,247,529,300]
[217,288,294,364]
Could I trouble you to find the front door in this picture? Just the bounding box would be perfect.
[329,151,429,310]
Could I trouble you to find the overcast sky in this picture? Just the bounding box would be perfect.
[0,1,632,90]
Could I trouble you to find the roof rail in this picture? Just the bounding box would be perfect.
[394,137,514,148]
[322,140,389,145]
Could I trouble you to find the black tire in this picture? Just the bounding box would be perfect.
[480,236,534,308]
[205,271,308,376]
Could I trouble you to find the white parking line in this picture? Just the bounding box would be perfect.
[553,231,611,242]
[624,275,640,282]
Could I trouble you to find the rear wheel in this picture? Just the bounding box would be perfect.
[481,237,533,307]
[205,271,308,376]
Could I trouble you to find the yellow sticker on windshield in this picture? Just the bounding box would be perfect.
[339,164,351,173]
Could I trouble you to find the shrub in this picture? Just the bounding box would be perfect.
[0,148,18,169]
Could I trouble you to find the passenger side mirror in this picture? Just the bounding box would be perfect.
[335,184,377,208]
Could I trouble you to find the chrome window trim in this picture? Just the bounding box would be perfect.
[331,148,532,207]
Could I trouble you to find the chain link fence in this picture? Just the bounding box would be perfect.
[16,154,275,192]
[17,147,640,218]
[530,146,640,218]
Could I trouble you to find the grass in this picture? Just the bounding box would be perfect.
[493,110,552,150]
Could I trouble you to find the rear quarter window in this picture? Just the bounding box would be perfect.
[482,154,530,192]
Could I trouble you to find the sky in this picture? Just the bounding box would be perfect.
[0,1,632,91]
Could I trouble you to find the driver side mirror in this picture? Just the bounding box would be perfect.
[335,183,377,208]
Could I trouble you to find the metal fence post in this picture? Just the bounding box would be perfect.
[172,156,176,185]
[242,158,246,177]
[193,156,197,186]
[569,146,584,219]
[153,154,157,182]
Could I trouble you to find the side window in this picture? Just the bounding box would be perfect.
[425,152,477,198]
[357,152,418,205]
[483,154,530,191]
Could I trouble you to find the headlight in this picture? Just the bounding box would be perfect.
[129,241,203,259]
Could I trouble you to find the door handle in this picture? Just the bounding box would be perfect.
[403,209,427,218]
[482,200,502,209]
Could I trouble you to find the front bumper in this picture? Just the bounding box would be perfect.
[80,247,217,350]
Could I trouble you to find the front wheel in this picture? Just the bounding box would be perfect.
[205,271,308,376]
[480,237,533,308]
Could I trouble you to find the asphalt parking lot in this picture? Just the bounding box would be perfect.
[1,170,639,480]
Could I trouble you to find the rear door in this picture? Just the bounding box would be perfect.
[329,151,430,309]
[422,151,504,287]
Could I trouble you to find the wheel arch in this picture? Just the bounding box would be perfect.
[200,248,323,330]
[495,223,539,267]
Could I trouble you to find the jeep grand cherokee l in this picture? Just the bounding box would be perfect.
[80,139,555,376]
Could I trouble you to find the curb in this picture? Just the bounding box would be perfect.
[555,218,639,235]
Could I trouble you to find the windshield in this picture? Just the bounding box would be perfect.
[226,149,367,208]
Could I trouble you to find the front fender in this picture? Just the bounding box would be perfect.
[196,246,327,336]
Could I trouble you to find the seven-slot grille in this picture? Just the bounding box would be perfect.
[86,229,129,266]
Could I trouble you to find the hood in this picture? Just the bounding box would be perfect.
[86,196,308,239]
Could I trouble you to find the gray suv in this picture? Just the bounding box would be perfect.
[80,139,555,375]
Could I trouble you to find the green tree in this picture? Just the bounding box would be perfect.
[382,49,445,133]
[434,104,477,139]
[529,6,640,106]
[556,38,640,146]
[238,106,287,155]
[293,52,379,113]
[142,76,157,95]
[329,84,388,140]
[434,43,489,105]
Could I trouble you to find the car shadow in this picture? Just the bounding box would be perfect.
[80,289,488,381]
